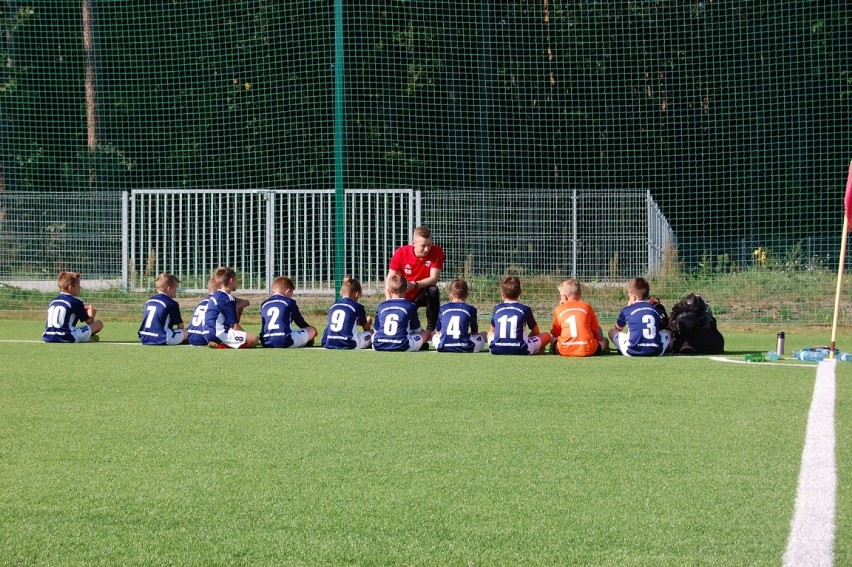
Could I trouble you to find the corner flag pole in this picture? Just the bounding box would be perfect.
[829,160,852,359]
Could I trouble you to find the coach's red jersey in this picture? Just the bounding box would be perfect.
[389,244,445,301]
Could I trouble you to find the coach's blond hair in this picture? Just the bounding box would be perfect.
[413,226,431,240]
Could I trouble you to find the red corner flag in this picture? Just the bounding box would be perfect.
[846,160,852,228]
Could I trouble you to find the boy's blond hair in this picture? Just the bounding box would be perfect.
[272,276,295,294]
[211,267,237,290]
[57,271,81,291]
[559,278,581,300]
[155,272,181,292]
[340,275,362,297]
[500,276,522,301]
[386,273,408,297]
[627,277,651,300]
[449,279,469,300]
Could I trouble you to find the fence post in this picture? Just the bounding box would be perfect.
[129,190,137,290]
[121,191,128,291]
[416,189,422,228]
[571,189,578,278]
[266,191,275,293]
[646,191,653,275]
[333,0,345,294]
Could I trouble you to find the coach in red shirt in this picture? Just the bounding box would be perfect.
[387,226,445,333]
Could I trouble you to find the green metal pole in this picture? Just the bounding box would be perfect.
[333,0,345,294]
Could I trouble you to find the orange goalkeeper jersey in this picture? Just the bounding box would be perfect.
[550,299,601,357]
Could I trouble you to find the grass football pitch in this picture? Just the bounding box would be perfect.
[1,320,850,565]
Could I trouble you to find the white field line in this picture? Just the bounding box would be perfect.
[783,358,837,567]
[0,339,142,346]
[709,356,813,368]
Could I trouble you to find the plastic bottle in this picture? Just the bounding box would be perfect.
[767,350,780,361]
[839,352,852,362]
[793,350,826,362]
[745,352,765,362]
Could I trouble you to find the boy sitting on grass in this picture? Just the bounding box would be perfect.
[204,266,259,349]
[138,272,187,346]
[431,279,486,353]
[43,271,104,343]
[550,278,608,356]
[260,276,318,348]
[487,276,551,355]
[608,277,670,356]
[321,276,373,350]
[373,273,431,352]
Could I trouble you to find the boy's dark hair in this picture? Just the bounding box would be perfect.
[627,277,650,300]
[449,279,469,300]
[386,273,408,296]
[500,276,522,300]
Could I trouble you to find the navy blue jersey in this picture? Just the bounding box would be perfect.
[489,301,538,355]
[43,293,90,343]
[616,300,666,356]
[435,301,480,353]
[138,292,184,345]
[373,298,421,351]
[322,297,369,350]
[260,294,310,348]
[204,291,240,344]
[186,297,210,346]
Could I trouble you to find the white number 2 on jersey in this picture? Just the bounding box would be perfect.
[266,307,281,330]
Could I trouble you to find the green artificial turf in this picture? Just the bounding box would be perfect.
[0,320,847,565]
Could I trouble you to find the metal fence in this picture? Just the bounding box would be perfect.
[424,190,675,281]
[0,191,124,283]
[128,189,420,293]
[1,189,672,293]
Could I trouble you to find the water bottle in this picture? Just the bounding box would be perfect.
[839,352,852,362]
[767,350,780,361]
[793,350,826,362]
[745,352,765,362]
[776,332,785,356]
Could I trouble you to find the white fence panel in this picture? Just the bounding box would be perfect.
[127,189,419,293]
